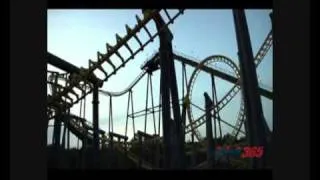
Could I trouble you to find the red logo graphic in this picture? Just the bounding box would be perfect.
[215,145,264,159]
[240,146,264,158]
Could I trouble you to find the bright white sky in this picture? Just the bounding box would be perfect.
[47,9,273,148]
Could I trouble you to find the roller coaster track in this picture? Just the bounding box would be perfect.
[47,9,185,110]
[50,112,155,169]
[99,71,147,97]
[172,52,273,99]
[185,55,241,141]
[51,114,152,169]
[183,30,273,141]
[231,30,273,138]
[58,114,106,144]
[48,70,147,98]
[113,144,155,169]
[48,58,271,169]
[46,11,274,170]
[47,51,161,103]
[48,32,272,142]
[47,56,243,167]
[48,26,272,161]
[232,100,246,138]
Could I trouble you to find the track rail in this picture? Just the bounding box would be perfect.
[47,16,272,162]
[185,55,241,141]
[48,9,185,111]
[183,30,273,141]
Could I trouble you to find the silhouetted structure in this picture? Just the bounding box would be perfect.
[47,9,273,169]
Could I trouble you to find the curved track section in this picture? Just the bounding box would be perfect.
[48,70,147,98]
[185,55,241,141]
[98,71,146,97]
[231,30,273,137]
[183,30,273,141]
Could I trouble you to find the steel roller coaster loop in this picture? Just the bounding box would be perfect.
[184,55,241,142]
[183,29,273,142]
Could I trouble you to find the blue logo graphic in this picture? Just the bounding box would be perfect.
[215,147,242,160]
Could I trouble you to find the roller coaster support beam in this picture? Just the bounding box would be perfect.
[51,74,62,148]
[109,132,128,152]
[233,10,268,168]
[47,52,104,87]
[204,93,215,168]
[151,10,184,169]
[52,112,62,148]
[173,54,273,99]
[92,82,100,167]
[138,132,143,169]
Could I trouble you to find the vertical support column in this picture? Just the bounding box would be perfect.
[154,137,160,168]
[46,117,49,146]
[62,118,67,148]
[211,75,222,139]
[169,48,185,169]
[151,11,184,169]
[181,64,187,144]
[67,129,70,150]
[124,139,128,153]
[160,50,171,169]
[52,73,62,149]
[149,76,157,135]
[211,75,218,141]
[204,93,215,168]
[138,134,142,168]
[144,74,150,134]
[92,82,99,167]
[191,135,196,167]
[67,110,70,150]
[125,92,131,137]
[154,14,172,169]
[232,10,268,168]
[130,91,136,137]
[158,90,161,136]
[53,110,62,148]
[109,134,114,149]
[109,97,114,133]
[81,129,88,169]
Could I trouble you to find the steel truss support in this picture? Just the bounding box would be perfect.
[204,93,215,168]
[149,74,157,135]
[181,63,188,140]
[233,10,268,168]
[211,74,222,140]
[144,75,150,133]
[151,11,185,169]
[108,97,114,134]
[92,83,100,167]
[125,90,136,139]
[143,74,157,135]
[52,112,62,148]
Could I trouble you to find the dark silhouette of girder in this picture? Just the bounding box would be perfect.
[47,52,104,87]
[173,54,273,100]
[152,10,185,169]
[233,10,269,168]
